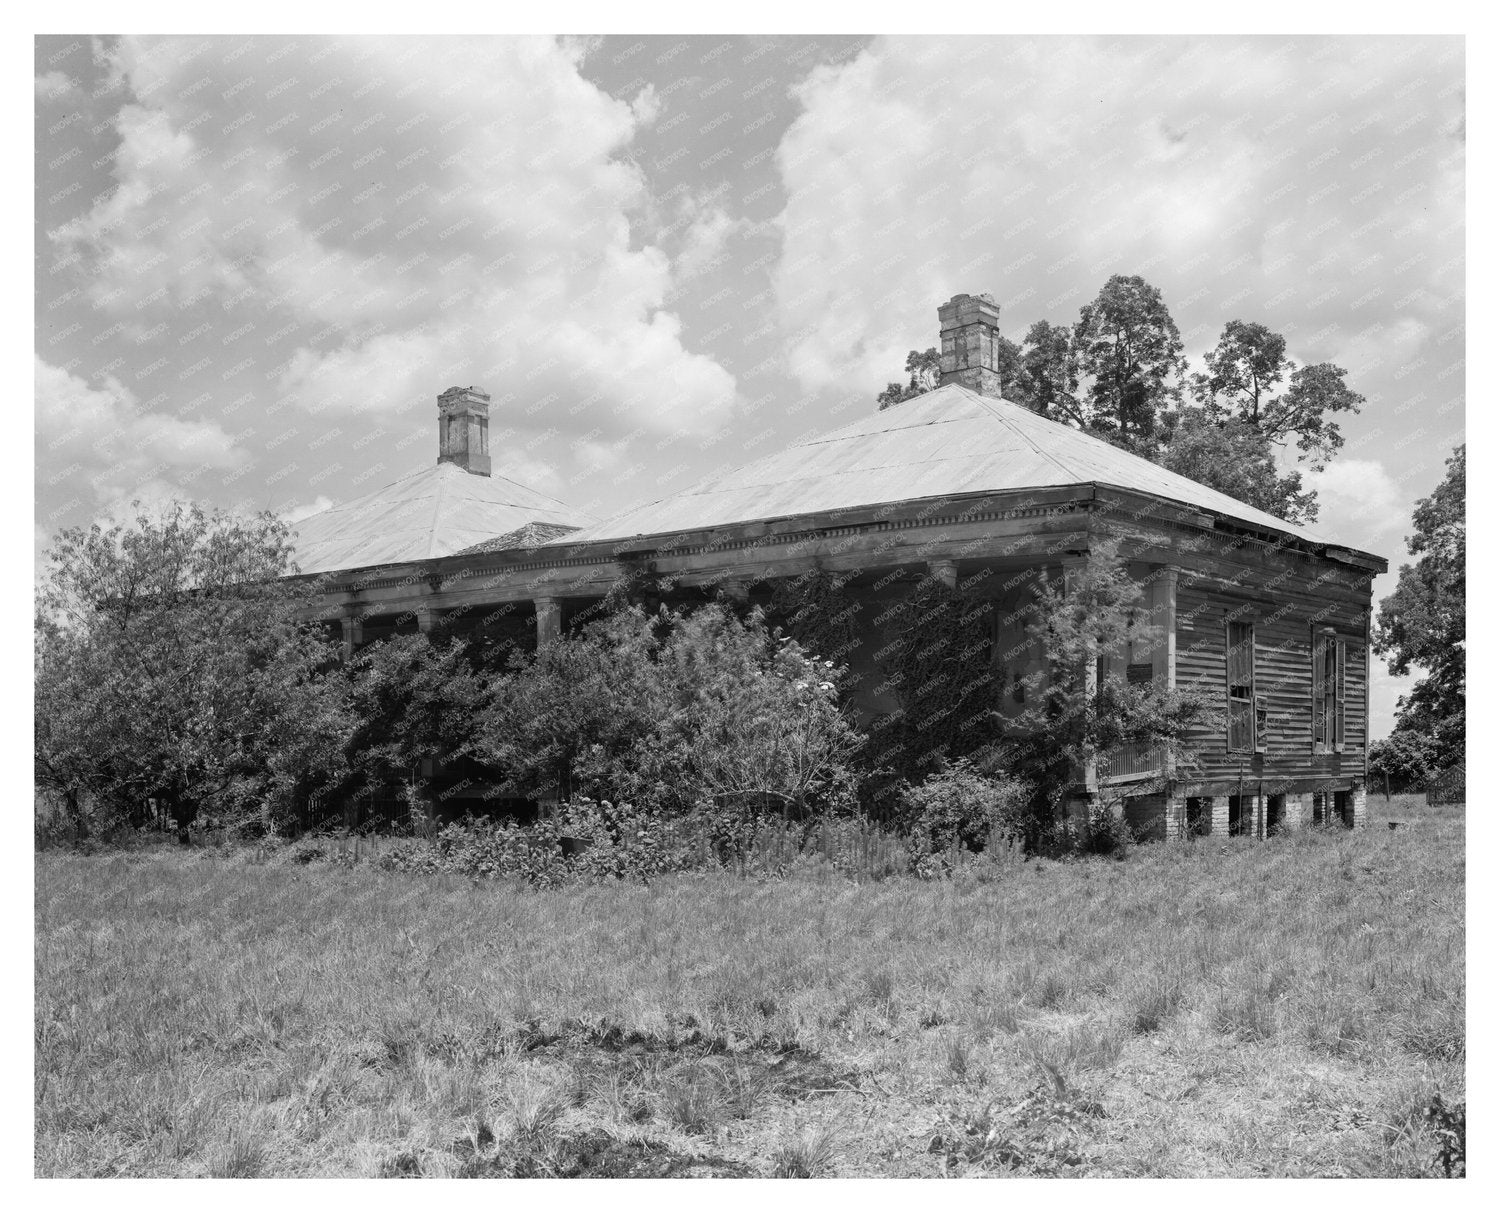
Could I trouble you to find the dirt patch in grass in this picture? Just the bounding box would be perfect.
[515,1015,862,1105]
[442,1129,756,1178]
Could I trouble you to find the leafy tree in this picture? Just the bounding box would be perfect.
[877,347,941,410]
[34,502,349,840]
[1017,319,1084,424]
[1194,320,1364,469]
[1193,320,1292,426]
[1375,445,1466,771]
[993,333,1028,404]
[1278,363,1366,468]
[1155,408,1319,525]
[1368,730,1437,792]
[991,542,1212,850]
[1072,274,1186,444]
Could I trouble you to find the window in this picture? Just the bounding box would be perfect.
[1226,620,1255,753]
[1312,628,1347,753]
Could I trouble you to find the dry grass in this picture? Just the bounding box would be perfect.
[35,795,1463,1177]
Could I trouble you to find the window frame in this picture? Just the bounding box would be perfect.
[1225,617,1256,754]
[1311,626,1346,754]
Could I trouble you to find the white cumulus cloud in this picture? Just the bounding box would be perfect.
[49,36,739,447]
[35,355,248,508]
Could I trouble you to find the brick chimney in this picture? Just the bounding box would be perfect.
[437,385,491,476]
[938,292,1004,398]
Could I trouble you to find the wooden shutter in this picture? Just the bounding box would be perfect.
[1334,638,1346,752]
[1311,628,1325,751]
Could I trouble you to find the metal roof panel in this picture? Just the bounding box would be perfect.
[569,384,1343,548]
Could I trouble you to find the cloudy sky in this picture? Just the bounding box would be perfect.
[35,34,1464,735]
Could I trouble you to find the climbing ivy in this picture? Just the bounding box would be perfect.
[875,578,1000,786]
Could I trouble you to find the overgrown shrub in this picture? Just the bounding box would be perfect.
[367,802,914,886]
[481,604,865,820]
[899,760,1030,877]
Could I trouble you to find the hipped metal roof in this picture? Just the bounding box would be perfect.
[291,461,592,575]
[567,384,1340,549]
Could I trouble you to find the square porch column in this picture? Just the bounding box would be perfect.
[1149,566,1178,779]
[338,608,364,660]
[1062,556,1097,791]
[535,597,562,646]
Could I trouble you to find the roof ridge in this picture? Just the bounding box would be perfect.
[426,461,453,559]
[966,390,1080,482]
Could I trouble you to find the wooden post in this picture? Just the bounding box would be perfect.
[1062,556,1097,793]
[339,608,364,660]
[1150,565,1179,781]
[535,597,562,646]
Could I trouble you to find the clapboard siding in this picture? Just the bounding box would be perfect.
[1175,573,1369,786]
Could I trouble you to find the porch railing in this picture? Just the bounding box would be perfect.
[1098,741,1166,784]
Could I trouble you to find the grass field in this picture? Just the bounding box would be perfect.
[35,795,1464,1178]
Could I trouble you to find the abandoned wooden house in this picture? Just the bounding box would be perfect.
[293,292,1386,838]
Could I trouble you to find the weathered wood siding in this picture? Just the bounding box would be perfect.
[1174,565,1370,788]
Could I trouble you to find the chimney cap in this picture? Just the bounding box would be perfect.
[439,384,491,402]
[938,292,1000,327]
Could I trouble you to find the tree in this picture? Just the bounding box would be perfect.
[1017,319,1084,425]
[1368,730,1437,793]
[1155,408,1319,526]
[1278,363,1366,468]
[1194,320,1364,469]
[1073,274,1186,444]
[1193,320,1292,427]
[34,502,349,840]
[991,542,1212,850]
[877,347,941,410]
[1374,445,1465,771]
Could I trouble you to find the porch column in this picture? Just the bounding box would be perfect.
[338,607,364,660]
[535,596,562,646]
[1062,556,1097,791]
[1148,566,1178,688]
[1149,566,1179,779]
[719,578,750,604]
[416,604,437,634]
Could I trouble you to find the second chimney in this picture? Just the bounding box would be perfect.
[937,292,1004,398]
